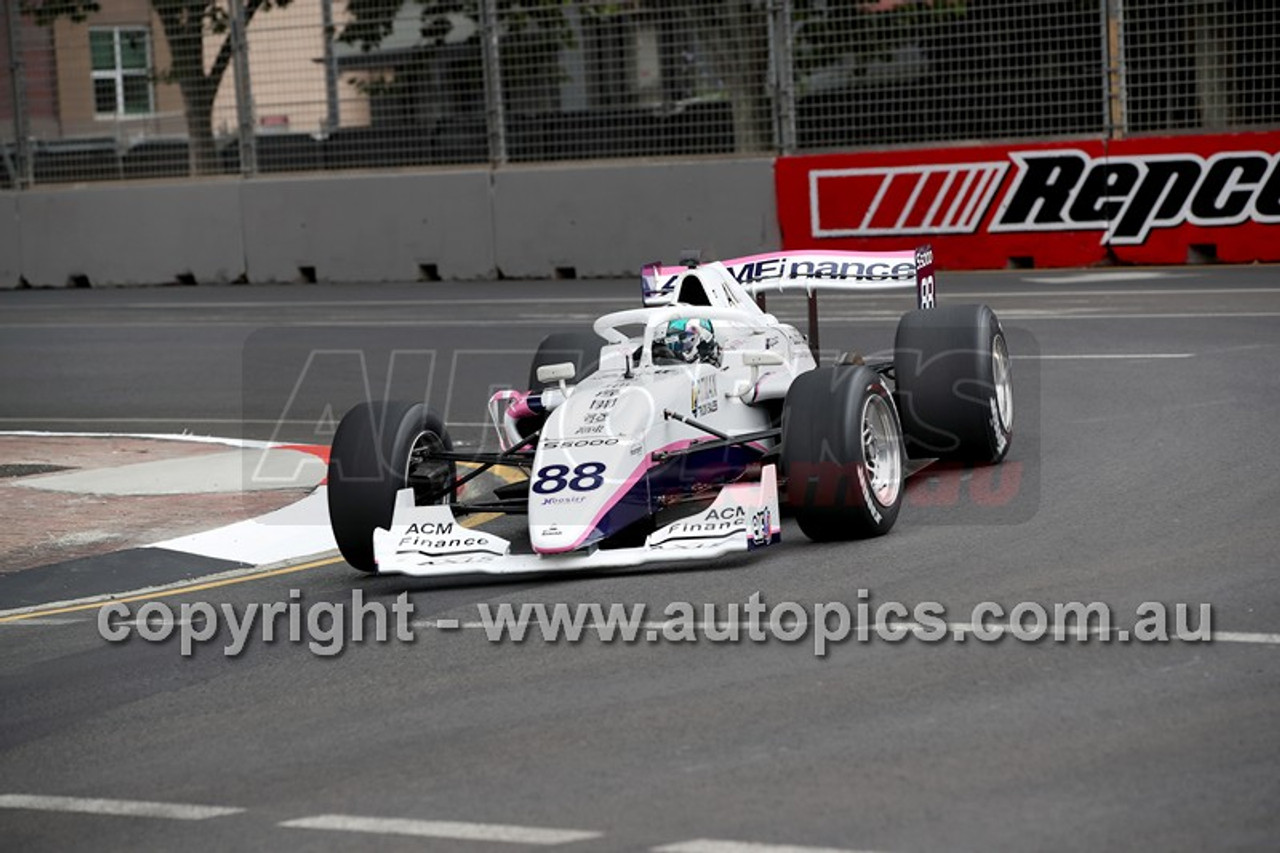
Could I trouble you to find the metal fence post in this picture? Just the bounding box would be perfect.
[5,0,30,189]
[479,0,507,166]
[769,0,797,155]
[229,0,257,175]
[1104,0,1128,139]
[320,0,340,133]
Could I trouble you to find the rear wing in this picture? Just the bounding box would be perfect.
[725,247,936,310]
[641,247,936,311]
[641,247,936,358]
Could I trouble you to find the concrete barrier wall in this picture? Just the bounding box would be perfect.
[0,158,778,287]
[0,193,19,288]
[16,182,244,287]
[239,170,497,282]
[493,159,779,278]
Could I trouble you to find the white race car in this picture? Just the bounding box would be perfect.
[327,247,1013,576]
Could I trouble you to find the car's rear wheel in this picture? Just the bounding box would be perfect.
[893,303,1013,464]
[327,400,455,572]
[781,365,904,541]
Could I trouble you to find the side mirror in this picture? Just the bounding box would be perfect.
[536,362,576,384]
[736,350,785,400]
[741,350,785,367]
[536,362,576,397]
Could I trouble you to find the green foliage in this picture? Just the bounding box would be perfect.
[22,0,295,173]
[340,0,576,52]
[20,0,100,26]
[793,0,967,74]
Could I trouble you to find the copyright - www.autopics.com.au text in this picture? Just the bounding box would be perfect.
[96,589,1221,658]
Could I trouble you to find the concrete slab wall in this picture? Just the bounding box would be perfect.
[0,159,779,286]
[493,159,779,278]
[240,170,496,282]
[0,193,20,288]
[16,182,244,287]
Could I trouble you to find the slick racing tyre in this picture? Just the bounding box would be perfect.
[327,400,455,573]
[528,332,601,391]
[893,303,1013,464]
[781,365,904,541]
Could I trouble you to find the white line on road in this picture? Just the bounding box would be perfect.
[0,417,491,428]
[6,287,1277,313]
[5,613,1278,647]
[280,814,601,844]
[654,839,879,853]
[968,311,1280,321]
[6,616,1277,647]
[1013,353,1194,360]
[964,287,1280,297]
[102,297,636,310]
[1021,271,1186,283]
[0,617,86,626]
[762,311,1280,324]
[408,620,1280,646]
[0,794,243,820]
[7,312,1280,329]
[1210,632,1280,645]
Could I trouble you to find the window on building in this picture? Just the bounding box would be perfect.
[90,27,154,117]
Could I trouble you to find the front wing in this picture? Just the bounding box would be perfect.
[372,465,782,577]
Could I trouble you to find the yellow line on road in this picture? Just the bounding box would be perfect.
[0,556,344,623]
[0,464,528,624]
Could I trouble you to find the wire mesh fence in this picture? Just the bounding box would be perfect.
[1122,0,1279,134]
[2,0,1277,188]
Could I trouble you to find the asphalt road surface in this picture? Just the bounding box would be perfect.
[1,267,1278,851]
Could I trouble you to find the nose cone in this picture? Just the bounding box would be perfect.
[529,521,596,554]
[527,385,654,554]
[527,445,650,554]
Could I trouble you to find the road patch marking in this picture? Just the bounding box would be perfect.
[0,794,242,820]
[279,814,601,844]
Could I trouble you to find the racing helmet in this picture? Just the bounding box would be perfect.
[655,318,720,366]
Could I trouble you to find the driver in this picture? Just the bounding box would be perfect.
[653,318,721,366]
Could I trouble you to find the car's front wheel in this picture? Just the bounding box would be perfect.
[781,365,904,541]
[327,400,455,572]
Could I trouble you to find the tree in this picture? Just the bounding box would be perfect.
[652,0,968,154]
[344,0,775,153]
[668,0,772,154]
[22,0,293,175]
[341,0,572,50]
[340,0,573,112]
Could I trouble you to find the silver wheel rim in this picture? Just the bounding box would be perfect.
[992,333,1013,432]
[406,430,452,505]
[862,394,902,507]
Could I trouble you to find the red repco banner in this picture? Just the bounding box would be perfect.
[775,131,1280,268]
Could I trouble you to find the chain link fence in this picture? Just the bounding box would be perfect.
[2,0,1277,187]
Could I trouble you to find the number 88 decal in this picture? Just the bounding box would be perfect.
[533,462,607,494]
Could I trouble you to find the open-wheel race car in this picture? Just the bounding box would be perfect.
[326,247,1014,576]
